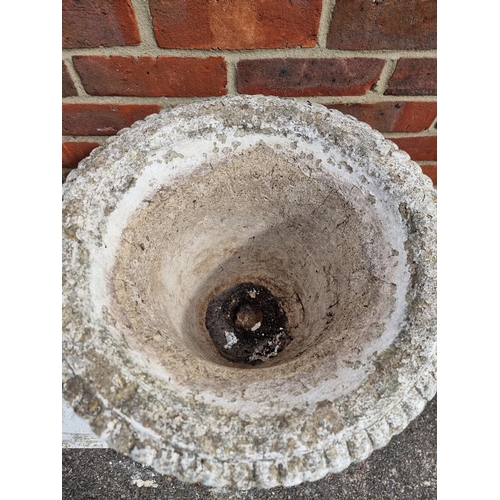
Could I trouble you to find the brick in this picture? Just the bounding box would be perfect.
[327,0,436,50]
[390,136,437,161]
[385,59,437,96]
[62,142,101,170]
[420,164,437,185]
[237,58,385,97]
[63,0,140,48]
[326,102,436,133]
[149,0,322,49]
[63,62,77,97]
[73,56,227,97]
[63,104,161,136]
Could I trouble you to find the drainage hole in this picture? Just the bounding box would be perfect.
[205,282,292,365]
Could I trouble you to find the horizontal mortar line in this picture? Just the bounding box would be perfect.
[63,136,107,143]
[383,131,438,138]
[62,47,437,59]
[61,95,438,105]
[223,48,437,61]
[417,161,437,165]
[267,95,438,104]
[61,96,220,106]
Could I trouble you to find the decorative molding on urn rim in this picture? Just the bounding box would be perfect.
[62,95,436,489]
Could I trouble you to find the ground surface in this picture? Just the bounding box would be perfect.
[62,396,436,499]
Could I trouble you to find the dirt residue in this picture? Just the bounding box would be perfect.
[205,282,292,365]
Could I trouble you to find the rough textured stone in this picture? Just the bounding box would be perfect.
[63,104,162,136]
[62,95,436,489]
[326,102,436,133]
[149,0,322,49]
[62,62,77,97]
[73,56,227,97]
[237,59,385,96]
[62,0,140,48]
[327,0,437,50]
[385,59,437,96]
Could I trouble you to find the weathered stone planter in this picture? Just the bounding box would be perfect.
[62,95,436,488]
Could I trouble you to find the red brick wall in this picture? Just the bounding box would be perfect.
[62,0,437,184]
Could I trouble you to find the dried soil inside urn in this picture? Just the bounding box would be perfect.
[205,282,292,365]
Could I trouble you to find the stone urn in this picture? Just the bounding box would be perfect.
[62,95,436,488]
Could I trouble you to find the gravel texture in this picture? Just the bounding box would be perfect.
[62,396,436,499]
